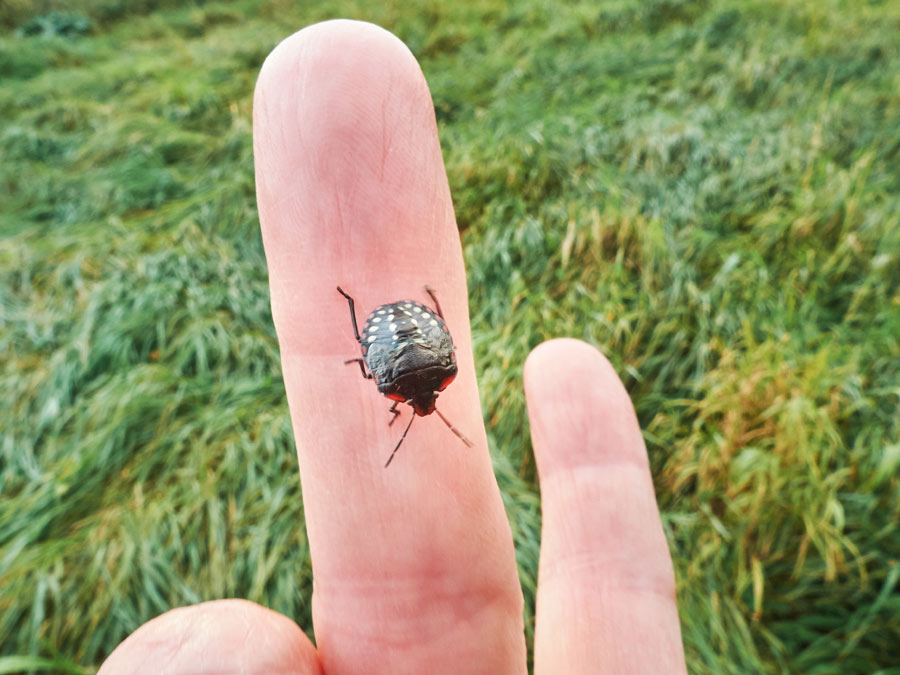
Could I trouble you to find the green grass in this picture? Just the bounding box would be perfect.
[2,0,899,672]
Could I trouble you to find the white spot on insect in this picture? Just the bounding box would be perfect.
[372,317,381,323]
[403,311,412,317]
[411,319,418,326]
[392,333,398,340]
[377,310,386,315]
[421,312,431,319]
[369,324,378,332]
[389,323,397,331]
[413,306,422,313]
[430,319,438,326]
[404,303,412,308]
[387,314,394,321]
[367,335,377,342]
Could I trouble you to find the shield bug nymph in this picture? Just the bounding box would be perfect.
[337,285,473,467]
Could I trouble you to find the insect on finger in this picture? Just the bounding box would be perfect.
[337,286,470,466]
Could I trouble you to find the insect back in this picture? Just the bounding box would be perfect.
[337,286,473,467]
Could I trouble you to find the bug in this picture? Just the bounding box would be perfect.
[337,285,474,467]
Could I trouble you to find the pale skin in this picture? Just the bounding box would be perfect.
[100,20,686,675]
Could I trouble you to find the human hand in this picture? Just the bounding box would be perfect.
[100,20,685,674]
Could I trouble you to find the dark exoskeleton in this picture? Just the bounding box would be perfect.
[337,286,473,467]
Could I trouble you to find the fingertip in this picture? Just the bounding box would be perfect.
[523,338,628,409]
[99,600,322,675]
[524,338,646,479]
[253,19,432,221]
[254,19,421,125]
[259,18,415,77]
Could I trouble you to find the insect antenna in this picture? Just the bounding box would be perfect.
[384,413,416,468]
[435,409,474,448]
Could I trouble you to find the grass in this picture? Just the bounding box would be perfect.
[2,0,899,672]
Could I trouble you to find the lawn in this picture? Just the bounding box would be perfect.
[1,0,899,672]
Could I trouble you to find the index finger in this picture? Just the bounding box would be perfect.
[253,20,525,674]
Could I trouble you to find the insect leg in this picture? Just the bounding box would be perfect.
[434,408,474,448]
[336,286,362,341]
[424,285,446,321]
[387,400,401,426]
[344,358,373,379]
[384,413,415,468]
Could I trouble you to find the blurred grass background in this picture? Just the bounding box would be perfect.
[2,0,899,672]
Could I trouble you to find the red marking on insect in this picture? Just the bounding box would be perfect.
[437,374,456,392]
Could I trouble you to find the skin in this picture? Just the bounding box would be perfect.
[100,20,686,675]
